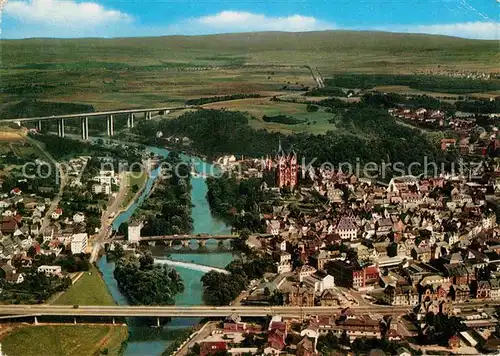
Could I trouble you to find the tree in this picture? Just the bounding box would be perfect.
[27,246,37,258]
[264,287,271,296]
[387,243,398,257]
[113,244,124,259]
[86,215,101,235]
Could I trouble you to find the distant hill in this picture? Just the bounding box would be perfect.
[1,30,498,73]
[0,30,497,110]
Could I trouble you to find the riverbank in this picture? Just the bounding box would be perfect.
[51,265,116,306]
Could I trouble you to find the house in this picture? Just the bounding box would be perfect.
[320,289,340,306]
[285,285,315,307]
[298,265,317,282]
[448,335,461,349]
[474,280,491,299]
[449,285,470,303]
[336,216,358,240]
[267,318,287,352]
[490,279,500,300]
[2,264,24,284]
[200,341,227,356]
[0,200,11,209]
[10,188,22,196]
[273,250,292,273]
[71,233,88,254]
[51,208,63,220]
[37,265,62,276]
[302,274,335,293]
[73,212,85,224]
[411,246,432,263]
[327,188,344,203]
[297,336,316,356]
[309,250,329,271]
[1,218,18,235]
[92,183,111,195]
[223,313,246,332]
[383,284,419,306]
[267,219,281,236]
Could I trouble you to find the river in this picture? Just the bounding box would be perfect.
[97,145,233,355]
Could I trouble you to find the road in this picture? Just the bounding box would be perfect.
[5,106,189,123]
[25,136,68,235]
[0,305,413,318]
[90,172,128,262]
[175,322,218,356]
[0,300,491,319]
[306,65,325,88]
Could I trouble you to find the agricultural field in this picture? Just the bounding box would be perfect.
[1,31,498,113]
[202,97,336,134]
[1,325,128,356]
[52,265,116,306]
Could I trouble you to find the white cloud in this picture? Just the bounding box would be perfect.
[4,0,132,37]
[188,11,334,33]
[383,22,500,40]
[2,5,499,40]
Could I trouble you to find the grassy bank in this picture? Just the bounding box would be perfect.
[52,265,116,306]
[1,325,128,356]
[121,171,148,209]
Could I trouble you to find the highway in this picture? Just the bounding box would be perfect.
[0,300,491,319]
[0,305,412,318]
[5,106,189,123]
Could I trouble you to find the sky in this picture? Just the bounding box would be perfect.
[1,0,499,39]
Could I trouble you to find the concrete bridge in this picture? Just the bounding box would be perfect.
[0,305,411,320]
[139,234,234,247]
[137,233,271,247]
[6,106,190,140]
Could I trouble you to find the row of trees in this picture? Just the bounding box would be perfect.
[185,93,260,106]
[113,253,184,305]
[325,74,500,94]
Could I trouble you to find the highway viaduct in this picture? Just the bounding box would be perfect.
[0,305,413,319]
[4,106,190,140]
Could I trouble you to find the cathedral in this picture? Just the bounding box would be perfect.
[263,140,298,189]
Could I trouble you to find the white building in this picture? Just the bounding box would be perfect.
[127,221,144,243]
[302,274,335,293]
[93,176,113,185]
[92,183,111,195]
[37,265,62,276]
[73,212,85,224]
[71,233,88,254]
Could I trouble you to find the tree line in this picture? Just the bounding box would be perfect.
[325,74,500,94]
[185,93,261,106]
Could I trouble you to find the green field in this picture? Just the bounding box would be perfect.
[52,265,116,306]
[1,325,128,356]
[0,31,497,112]
[203,97,336,134]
